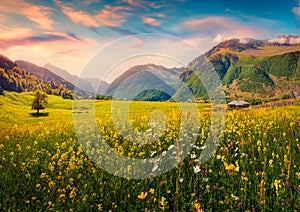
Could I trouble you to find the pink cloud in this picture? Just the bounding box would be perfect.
[0,22,94,51]
[178,16,270,51]
[0,26,100,76]
[142,17,161,26]
[122,0,164,9]
[95,5,131,27]
[0,0,54,30]
[292,1,300,18]
[122,0,143,7]
[181,16,262,40]
[55,1,130,28]
[55,1,100,28]
[0,24,34,41]
[155,13,166,18]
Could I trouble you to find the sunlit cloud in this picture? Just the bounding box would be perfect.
[292,0,300,18]
[0,22,100,76]
[121,0,165,9]
[0,24,34,42]
[181,16,259,37]
[95,5,131,27]
[55,0,130,28]
[55,1,100,28]
[174,16,276,52]
[155,13,166,18]
[122,0,143,7]
[179,16,268,48]
[0,0,54,30]
[0,23,87,50]
[142,17,161,26]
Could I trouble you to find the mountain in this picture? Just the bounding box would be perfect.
[106,64,183,101]
[0,55,74,98]
[175,35,300,100]
[15,60,75,91]
[43,63,109,94]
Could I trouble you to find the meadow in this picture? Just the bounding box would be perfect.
[0,91,299,211]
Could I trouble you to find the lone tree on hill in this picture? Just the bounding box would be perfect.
[32,90,47,114]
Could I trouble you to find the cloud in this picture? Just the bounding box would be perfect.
[0,25,100,76]
[122,0,143,7]
[121,0,165,9]
[0,0,54,30]
[95,5,131,27]
[292,0,300,18]
[0,25,34,42]
[142,17,161,26]
[81,0,100,6]
[268,36,300,45]
[155,13,166,18]
[180,16,264,40]
[176,16,272,51]
[55,1,100,28]
[0,22,94,50]
[55,1,130,28]
[212,33,225,44]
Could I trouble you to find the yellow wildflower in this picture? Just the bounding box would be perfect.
[58,194,66,201]
[274,179,281,191]
[138,192,147,200]
[70,188,77,199]
[149,188,155,195]
[194,202,204,212]
[40,173,47,179]
[48,181,55,189]
[82,195,88,203]
[224,162,235,171]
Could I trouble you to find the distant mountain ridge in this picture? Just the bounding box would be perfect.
[43,63,109,94]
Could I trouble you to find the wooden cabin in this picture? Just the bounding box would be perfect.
[228,100,249,109]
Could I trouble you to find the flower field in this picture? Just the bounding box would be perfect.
[0,93,300,211]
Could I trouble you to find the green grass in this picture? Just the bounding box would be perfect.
[0,92,73,129]
[0,91,210,130]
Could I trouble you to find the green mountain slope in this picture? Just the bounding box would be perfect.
[0,55,74,99]
[175,37,300,100]
[106,64,183,101]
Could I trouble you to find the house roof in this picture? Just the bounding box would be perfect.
[228,100,249,106]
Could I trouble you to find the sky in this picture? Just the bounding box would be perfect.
[0,0,300,82]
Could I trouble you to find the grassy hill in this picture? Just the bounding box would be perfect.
[0,91,73,129]
[176,46,300,100]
